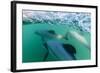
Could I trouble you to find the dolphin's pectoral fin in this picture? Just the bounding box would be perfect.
[43,43,48,49]
[62,44,76,54]
[43,43,49,61]
[62,44,76,60]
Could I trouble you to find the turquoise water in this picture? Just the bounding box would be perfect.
[22,11,91,63]
[22,23,90,63]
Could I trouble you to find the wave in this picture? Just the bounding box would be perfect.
[23,10,91,32]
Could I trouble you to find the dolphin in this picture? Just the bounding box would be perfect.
[35,30,76,60]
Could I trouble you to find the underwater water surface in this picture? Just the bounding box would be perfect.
[22,10,91,63]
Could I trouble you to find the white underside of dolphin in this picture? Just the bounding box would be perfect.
[68,31,90,49]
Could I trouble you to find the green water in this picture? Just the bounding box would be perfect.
[22,23,90,63]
